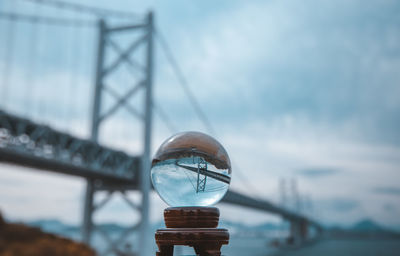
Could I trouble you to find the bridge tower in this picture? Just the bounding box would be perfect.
[83,12,154,256]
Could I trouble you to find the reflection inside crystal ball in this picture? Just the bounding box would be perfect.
[150,132,231,207]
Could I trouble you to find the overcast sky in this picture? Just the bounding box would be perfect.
[0,0,399,229]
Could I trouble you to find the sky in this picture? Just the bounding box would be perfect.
[0,0,399,230]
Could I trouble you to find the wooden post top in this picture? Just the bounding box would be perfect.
[155,206,229,256]
[164,207,220,228]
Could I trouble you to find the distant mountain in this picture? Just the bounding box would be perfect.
[96,223,126,232]
[27,218,399,237]
[219,219,249,230]
[219,219,282,231]
[29,219,79,234]
[252,222,282,231]
[25,218,284,239]
[352,219,384,232]
[326,218,400,239]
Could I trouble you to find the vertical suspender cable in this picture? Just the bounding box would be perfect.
[61,22,70,130]
[66,17,76,132]
[153,103,177,133]
[25,4,40,118]
[2,15,16,110]
[34,14,47,120]
[68,13,79,133]
[79,24,93,137]
[33,11,45,120]
[38,17,48,122]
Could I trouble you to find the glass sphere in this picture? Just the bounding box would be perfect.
[151,131,232,207]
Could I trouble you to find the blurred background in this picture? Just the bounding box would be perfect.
[0,0,399,255]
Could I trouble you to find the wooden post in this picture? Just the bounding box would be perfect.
[155,207,229,256]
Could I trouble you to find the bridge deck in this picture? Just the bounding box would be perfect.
[0,110,320,228]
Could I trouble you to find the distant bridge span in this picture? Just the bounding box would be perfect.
[0,110,322,232]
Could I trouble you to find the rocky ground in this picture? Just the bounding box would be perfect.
[0,212,95,256]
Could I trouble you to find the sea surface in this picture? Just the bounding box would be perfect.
[173,236,278,256]
[272,239,400,256]
[154,237,400,256]
[44,230,400,256]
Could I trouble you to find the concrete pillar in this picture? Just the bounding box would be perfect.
[289,219,308,245]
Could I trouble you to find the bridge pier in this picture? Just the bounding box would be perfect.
[289,219,309,245]
[82,179,95,244]
[80,180,145,256]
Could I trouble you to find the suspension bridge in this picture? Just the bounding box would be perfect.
[0,1,322,255]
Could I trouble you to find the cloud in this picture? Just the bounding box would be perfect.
[383,203,396,213]
[373,187,400,196]
[318,198,360,213]
[0,164,84,225]
[297,168,340,178]
[161,0,400,145]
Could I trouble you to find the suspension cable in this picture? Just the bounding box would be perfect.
[153,103,178,134]
[22,0,141,19]
[155,28,216,135]
[25,4,40,118]
[1,13,16,109]
[67,16,79,130]
[0,12,95,27]
[155,27,263,197]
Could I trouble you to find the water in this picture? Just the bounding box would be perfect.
[272,239,400,256]
[151,156,230,206]
[171,236,276,256]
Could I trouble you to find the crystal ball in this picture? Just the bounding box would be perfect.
[151,131,232,207]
